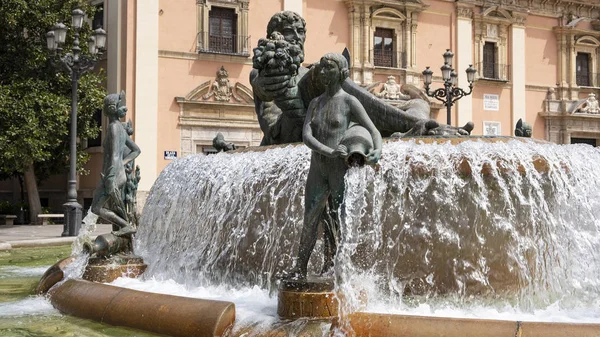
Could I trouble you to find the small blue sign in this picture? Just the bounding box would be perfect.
[164,151,177,160]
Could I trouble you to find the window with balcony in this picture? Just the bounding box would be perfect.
[196,1,250,57]
[374,28,395,68]
[473,7,512,82]
[576,52,591,87]
[483,42,496,79]
[209,7,237,54]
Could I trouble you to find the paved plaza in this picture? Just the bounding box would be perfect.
[0,224,113,249]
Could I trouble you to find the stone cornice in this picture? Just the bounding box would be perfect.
[343,0,429,13]
[456,3,474,20]
[554,26,600,37]
[457,0,600,19]
[175,97,254,108]
[159,50,252,65]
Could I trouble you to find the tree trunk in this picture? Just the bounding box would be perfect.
[24,164,42,225]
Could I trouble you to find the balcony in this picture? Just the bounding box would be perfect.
[576,72,600,88]
[476,62,510,82]
[197,32,250,57]
[372,50,405,68]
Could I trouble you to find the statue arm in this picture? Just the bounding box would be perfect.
[348,96,383,163]
[302,98,336,157]
[250,68,291,102]
[123,137,141,166]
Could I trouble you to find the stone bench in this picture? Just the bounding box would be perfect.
[0,215,17,227]
[38,214,64,226]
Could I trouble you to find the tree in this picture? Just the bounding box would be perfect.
[0,0,106,224]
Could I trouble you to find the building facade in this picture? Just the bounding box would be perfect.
[2,0,600,213]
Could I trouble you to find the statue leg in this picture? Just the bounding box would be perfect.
[291,161,329,280]
[91,187,134,236]
[325,158,348,272]
[321,200,337,275]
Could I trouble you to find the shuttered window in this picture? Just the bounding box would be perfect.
[209,7,237,54]
[576,53,590,87]
[483,42,496,79]
[374,28,395,67]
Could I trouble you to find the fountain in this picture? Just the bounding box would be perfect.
[19,10,600,337]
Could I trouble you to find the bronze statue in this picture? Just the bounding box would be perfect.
[250,11,473,146]
[290,53,382,280]
[212,132,237,152]
[514,118,533,138]
[91,91,141,237]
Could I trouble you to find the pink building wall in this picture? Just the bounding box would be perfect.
[416,2,455,73]
[303,0,350,64]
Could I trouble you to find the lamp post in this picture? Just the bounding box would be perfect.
[46,9,106,236]
[422,49,477,126]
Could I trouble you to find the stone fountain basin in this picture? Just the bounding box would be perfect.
[43,275,600,337]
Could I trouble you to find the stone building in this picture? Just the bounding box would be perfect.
[2,0,600,213]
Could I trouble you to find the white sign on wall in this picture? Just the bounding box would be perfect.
[483,121,501,136]
[164,150,177,160]
[483,94,500,111]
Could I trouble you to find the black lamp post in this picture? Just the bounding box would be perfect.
[422,49,477,126]
[46,9,106,236]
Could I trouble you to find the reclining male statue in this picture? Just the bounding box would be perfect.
[250,11,474,146]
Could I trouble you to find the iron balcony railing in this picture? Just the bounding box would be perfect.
[476,62,510,81]
[197,32,250,56]
[372,50,406,68]
[575,72,600,87]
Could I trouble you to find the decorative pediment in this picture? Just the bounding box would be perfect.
[481,6,513,22]
[576,35,600,47]
[372,8,406,21]
[181,66,254,104]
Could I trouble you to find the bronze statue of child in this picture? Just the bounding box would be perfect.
[291,53,382,280]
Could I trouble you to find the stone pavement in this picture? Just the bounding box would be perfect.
[0,224,113,250]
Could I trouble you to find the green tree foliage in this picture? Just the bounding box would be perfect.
[0,0,106,181]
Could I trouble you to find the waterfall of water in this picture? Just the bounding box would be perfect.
[137,139,600,313]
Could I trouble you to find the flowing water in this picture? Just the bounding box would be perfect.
[4,138,600,336]
[136,138,600,328]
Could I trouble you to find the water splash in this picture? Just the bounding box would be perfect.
[71,212,99,256]
[137,139,600,314]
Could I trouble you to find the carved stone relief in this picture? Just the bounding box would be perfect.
[203,66,242,102]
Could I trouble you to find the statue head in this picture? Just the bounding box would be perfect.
[267,11,306,48]
[514,118,532,138]
[103,93,120,119]
[589,93,597,101]
[319,53,349,86]
[216,66,229,83]
[104,91,127,119]
[387,76,396,84]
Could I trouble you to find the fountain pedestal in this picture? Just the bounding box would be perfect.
[83,255,147,283]
[278,277,339,319]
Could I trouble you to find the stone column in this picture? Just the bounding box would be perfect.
[106,0,122,94]
[196,0,209,51]
[347,4,362,82]
[456,4,474,127]
[511,13,527,128]
[410,12,419,69]
[362,5,373,84]
[134,0,159,196]
[239,1,249,54]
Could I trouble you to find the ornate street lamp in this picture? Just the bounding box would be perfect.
[45,9,106,236]
[422,49,477,126]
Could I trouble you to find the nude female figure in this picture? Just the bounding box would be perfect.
[291,53,382,280]
[91,92,141,237]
